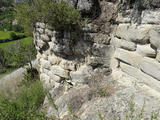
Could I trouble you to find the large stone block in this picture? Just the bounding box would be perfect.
[120,62,160,92]
[140,57,160,81]
[116,24,153,44]
[136,44,156,57]
[141,9,160,24]
[111,37,136,51]
[149,27,160,49]
[51,66,69,79]
[115,48,143,68]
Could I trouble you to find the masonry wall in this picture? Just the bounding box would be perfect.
[111,9,160,90]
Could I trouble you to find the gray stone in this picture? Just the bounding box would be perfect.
[45,29,53,37]
[48,71,61,83]
[92,44,114,58]
[120,62,160,92]
[40,59,51,70]
[114,48,143,68]
[51,65,69,79]
[36,28,44,34]
[140,57,160,81]
[116,24,153,44]
[48,55,61,65]
[70,65,93,84]
[149,27,160,49]
[59,60,76,71]
[77,0,93,13]
[85,33,110,44]
[41,34,50,42]
[141,9,160,24]
[111,37,136,51]
[156,50,160,62]
[39,23,46,29]
[136,44,156,57]
[116,13,131,23]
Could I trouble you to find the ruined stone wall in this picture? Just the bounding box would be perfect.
[111,8,160,89]
[34,0,117,90]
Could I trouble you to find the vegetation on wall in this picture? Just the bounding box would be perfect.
[15,0,82,34]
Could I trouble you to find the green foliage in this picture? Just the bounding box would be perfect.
[12,24,24,33]
[15,0,82,33]
[0,70,46,120]
[9,32,17,40]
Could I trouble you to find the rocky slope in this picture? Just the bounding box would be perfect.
[34,0,160,119]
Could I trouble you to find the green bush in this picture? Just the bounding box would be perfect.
[12,24,24,33]
[15,0,82,33]
[9,32,17,40]
[0,70,46,120]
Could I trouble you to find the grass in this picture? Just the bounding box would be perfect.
[0,31,13,40]
[0,37,33,50]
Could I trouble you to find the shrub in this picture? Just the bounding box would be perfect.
[15,0,82,34]
[12,24,24,33]
[9,32,17,40]
[0,70,46,120]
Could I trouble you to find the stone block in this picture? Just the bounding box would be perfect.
[41,34,50,42]
[40,59,51,70]
[149,27,160,49]
[48,71,61,83]
[111,37,136,51]
[120,62,160,92]
[51,66,69,79]
[141,9,160,24]
[115,48,143,68]
[48,55,61,65]
[140,57,160,81]
[116,24,153,44]
[136,44,156,57]
[59,60,76,71]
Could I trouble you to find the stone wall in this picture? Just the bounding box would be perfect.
[111,8,160,91]
[34,0,117,89]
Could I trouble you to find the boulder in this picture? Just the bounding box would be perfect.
[140,57,160,81]
[141,9,160,24]
[111,37,136,51]
[136,44,156,57]
[114,48,143,68]
[149,27,160,49]
[48,71,61,83]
